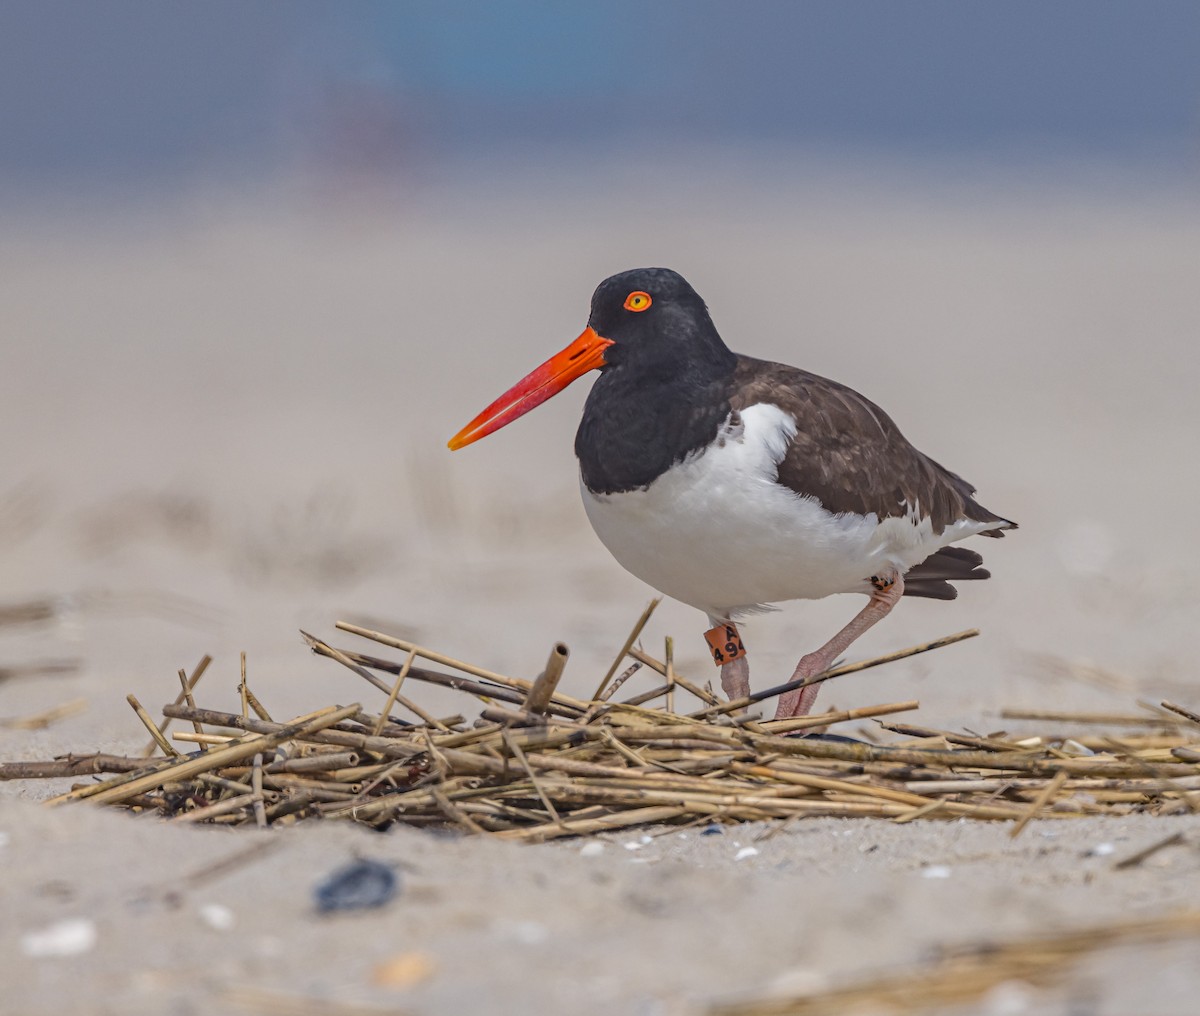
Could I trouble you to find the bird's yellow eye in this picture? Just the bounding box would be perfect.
[624,291,652,312]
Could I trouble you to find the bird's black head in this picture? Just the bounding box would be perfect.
[447,267,735,452]
[587,268,736,380]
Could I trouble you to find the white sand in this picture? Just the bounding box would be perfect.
[2,164,1199,1013]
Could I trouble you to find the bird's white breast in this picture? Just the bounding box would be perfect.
[581,403,988,618]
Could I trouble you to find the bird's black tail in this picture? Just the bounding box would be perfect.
[903,545,991,601]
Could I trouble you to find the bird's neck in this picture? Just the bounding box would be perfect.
[575,356,736,495]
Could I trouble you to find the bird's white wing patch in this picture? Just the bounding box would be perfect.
[753,404,797,473]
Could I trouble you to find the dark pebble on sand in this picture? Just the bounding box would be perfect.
[314,858,400,913]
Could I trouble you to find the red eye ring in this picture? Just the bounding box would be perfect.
[624,291,652,312]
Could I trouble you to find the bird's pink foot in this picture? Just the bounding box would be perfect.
[719,654,750,701]
[773,651,831,719]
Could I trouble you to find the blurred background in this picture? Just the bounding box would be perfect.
[4,2,1199,191]
[2,2,1199,743]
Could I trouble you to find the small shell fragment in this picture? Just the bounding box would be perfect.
[372,951,437,988]
[21,918,97,958]
[198,903,236,931]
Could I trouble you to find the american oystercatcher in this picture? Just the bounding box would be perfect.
[449,268,1015,719]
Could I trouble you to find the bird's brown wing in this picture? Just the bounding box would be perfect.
[728,356,1015,537]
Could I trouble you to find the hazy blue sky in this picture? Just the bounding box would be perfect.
[2,2,1198,188]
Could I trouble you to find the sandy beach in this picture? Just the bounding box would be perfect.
[3,166,1199,1014]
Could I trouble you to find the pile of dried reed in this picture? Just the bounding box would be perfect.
[4,603,1200,839]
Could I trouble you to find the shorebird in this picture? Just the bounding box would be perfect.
[449,268,1015,718]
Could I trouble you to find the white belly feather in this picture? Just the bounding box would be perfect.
[581,403,994,619]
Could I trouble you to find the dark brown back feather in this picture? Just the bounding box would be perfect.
[729,357,1015,537]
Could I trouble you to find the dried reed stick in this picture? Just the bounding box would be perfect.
[664,636,676,714]
[49,703,360,807]
[1,754,154,780]
[335,620,591,712]
[161,704,423,761]
[127,694,180,757]
[173,732,233,745]
[251,753,267,827]
[1113,830,1187,870]
[759,699,919,735]
[1161,701,1200,727]
[1002,708,1186,727]
[311,640,583,718]
[690,629,979,719]
[599,662,642,703]
[267,752,361,774]
[302,631,446,729]
[373,648,417,735]
[173,792,263,825]
[502,730,564,826]
[0,698,87,731]
[593,597,660,700]
[496,804,690,842]
[524,642,569,716]
[245,686,274,723]
[177,667,206,749]
[142,654,210,755]
[1009,768,1070,838]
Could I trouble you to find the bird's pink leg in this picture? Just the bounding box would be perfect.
[774,570,905,720]
[720,653,750,701]
[708,617,751,701]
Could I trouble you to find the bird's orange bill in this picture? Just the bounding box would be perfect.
[447,327,614,450]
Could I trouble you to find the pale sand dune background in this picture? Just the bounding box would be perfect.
[2,166,1199,1014]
